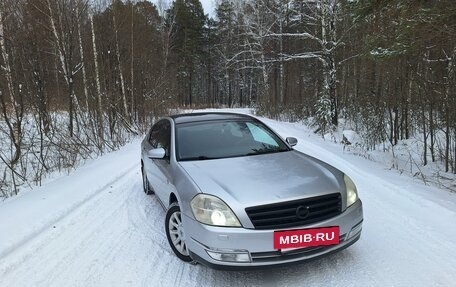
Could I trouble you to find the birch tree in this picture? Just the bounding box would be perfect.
[76,2,90,111]
[0,1,24,194]
[90,10,104,148]
[46,0,82,136]
[267,0,344,126]
[231,0,273,103]
[222,0,348,126]
[112,0,129,122]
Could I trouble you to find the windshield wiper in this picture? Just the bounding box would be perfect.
[180,156,220,161]
[245,148,288,156]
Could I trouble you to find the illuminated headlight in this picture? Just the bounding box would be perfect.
[190,194,241,227]
[344,174,358,207]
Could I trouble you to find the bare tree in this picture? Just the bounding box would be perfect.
[76,1,90,111]
[112,0,129,122]
[90,9,104,149]
[0,1,24,194]
[45,0,82,136]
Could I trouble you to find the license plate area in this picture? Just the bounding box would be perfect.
[274,226,340,250]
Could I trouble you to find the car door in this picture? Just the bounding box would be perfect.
[144,119,174,207]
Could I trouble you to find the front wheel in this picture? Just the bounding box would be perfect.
[165,203,193,262]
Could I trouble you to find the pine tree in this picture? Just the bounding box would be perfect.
[167,0,206,106]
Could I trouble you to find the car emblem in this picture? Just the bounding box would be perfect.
[296,205,310,219]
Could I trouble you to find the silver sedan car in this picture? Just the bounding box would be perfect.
[141,112,363,269]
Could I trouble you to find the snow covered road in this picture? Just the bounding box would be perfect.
[1,115,455,287]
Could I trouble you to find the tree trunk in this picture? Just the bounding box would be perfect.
[76,5,89,111]
[444,47,456,172]
[0,5,21,167]
[112,2,129,121]
[320,0,338,126]
[91,15,104,149]
[261,53,269,100]
[46,0,80,137]
[279,19,284,105]
[429,106,435,162]
[130,3,135,122]
[421,99,428,166]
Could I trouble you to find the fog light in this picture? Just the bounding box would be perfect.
[206,250,251,262]
[347,222,363,239]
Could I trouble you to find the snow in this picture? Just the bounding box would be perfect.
[322,125,456,192]
[1,109,455,287]
[0,141,140,260]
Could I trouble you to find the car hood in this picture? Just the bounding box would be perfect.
[178,150,344,208]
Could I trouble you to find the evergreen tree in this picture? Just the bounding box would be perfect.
[167,0,206,106]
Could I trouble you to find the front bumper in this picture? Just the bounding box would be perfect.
[183,199,363,269]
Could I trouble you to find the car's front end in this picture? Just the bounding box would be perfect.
[177,149,363,269]
[183,198,362,269]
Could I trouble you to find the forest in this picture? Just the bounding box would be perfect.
[0,0,455,197]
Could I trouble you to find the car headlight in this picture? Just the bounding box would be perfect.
[190,194,241,227]
[344,174,358,207]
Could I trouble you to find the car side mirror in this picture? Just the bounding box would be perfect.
[286,137,298,147]
[147,148,166,159]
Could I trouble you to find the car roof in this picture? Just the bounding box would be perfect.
[170,112,254,124]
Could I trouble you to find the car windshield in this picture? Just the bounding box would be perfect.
[176,120,290,161]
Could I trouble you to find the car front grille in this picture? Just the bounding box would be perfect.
[245,193,342,230]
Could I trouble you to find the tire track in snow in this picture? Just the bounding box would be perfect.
[0,167,140,285]
[0,161,138,264]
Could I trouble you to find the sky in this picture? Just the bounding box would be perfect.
[200,0,215,16]
[152,0,215,17]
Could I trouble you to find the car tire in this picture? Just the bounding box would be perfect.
[141,165,154,195]
[165,203,193,262]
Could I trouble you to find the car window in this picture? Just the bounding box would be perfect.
[176,120,289,161]
[246,122,279,147]
[149,120,171,157]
